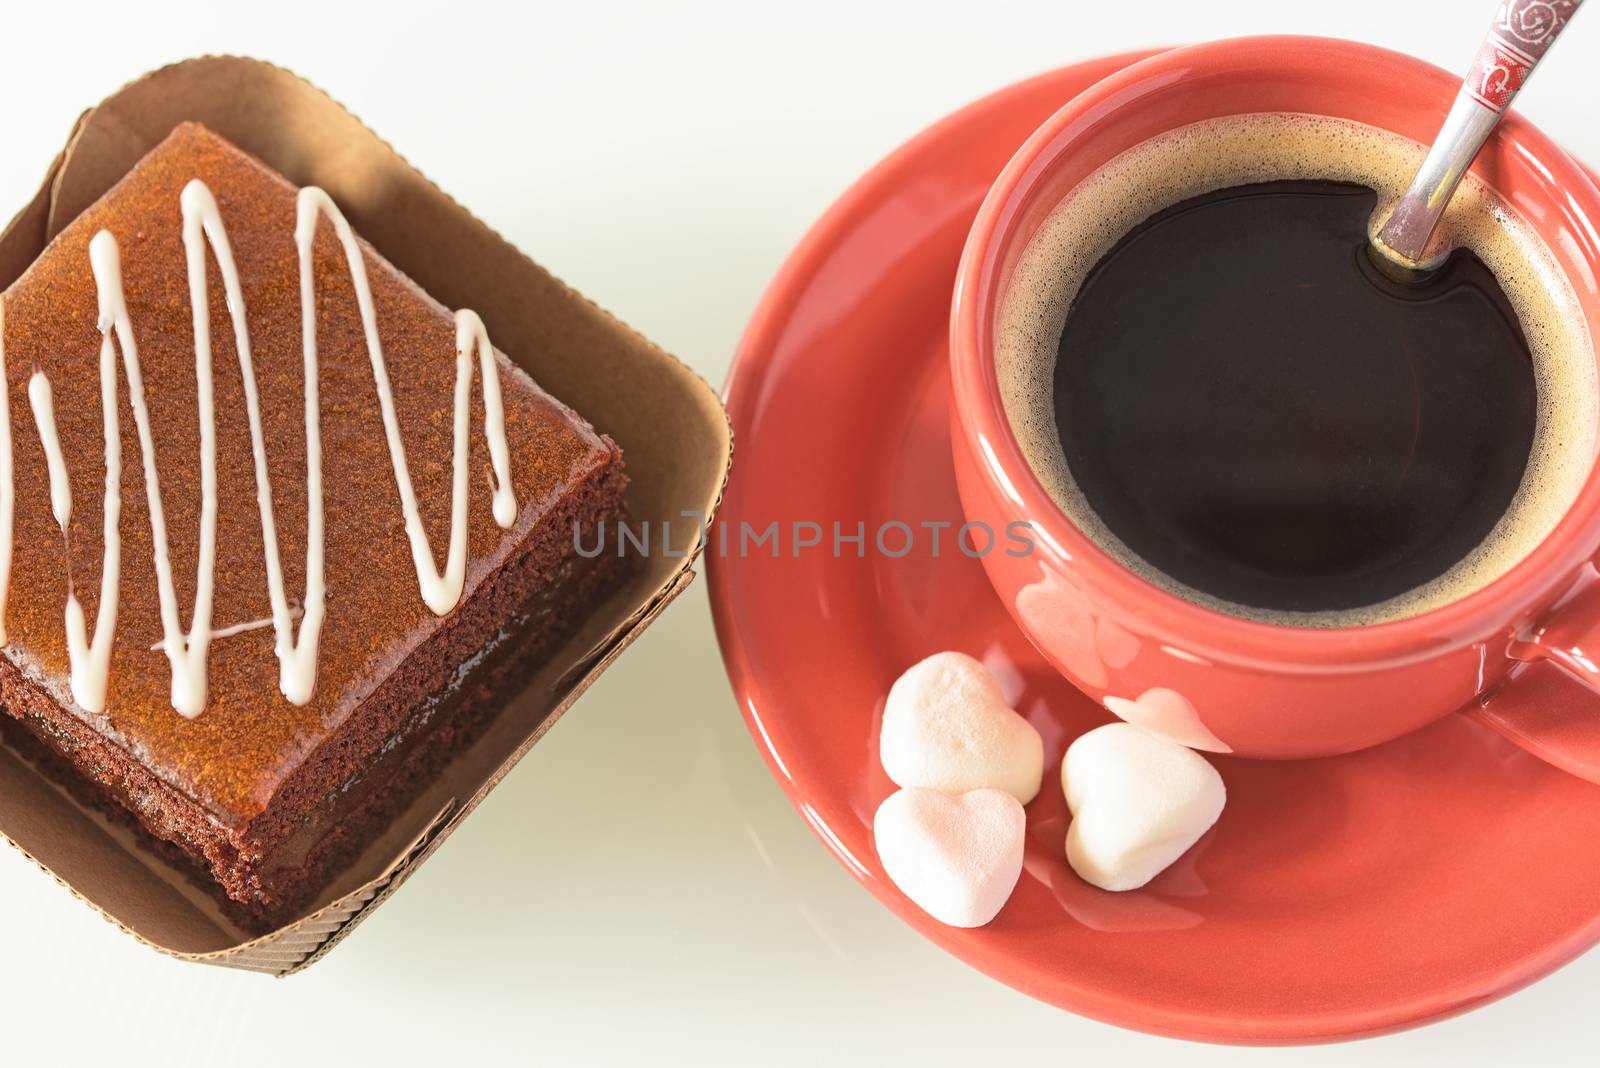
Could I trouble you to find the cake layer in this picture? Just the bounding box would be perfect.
[0,122,628,918]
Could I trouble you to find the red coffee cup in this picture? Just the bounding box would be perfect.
[950,36,1600,773]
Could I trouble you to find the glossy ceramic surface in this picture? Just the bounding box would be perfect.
[708,51,1600,1043]
[950,37,1600,762]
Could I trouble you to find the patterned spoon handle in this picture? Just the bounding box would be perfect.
[1374,0,1584,268]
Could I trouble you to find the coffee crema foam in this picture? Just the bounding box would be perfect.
[998,113,1598,626]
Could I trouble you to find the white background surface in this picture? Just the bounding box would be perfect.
[1,1,1597,1063]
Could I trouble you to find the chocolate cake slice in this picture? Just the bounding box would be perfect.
[0,123,626,928]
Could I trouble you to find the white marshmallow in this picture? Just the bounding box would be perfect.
[1103,687,1232,753]
[880,651,1044,803]
[873,787,1025,928]
[1062,722,1225,892]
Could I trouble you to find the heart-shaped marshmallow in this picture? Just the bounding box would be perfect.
[1103,687,1232,753]
[873,787,1025,927]
[1062,722,1225,892]
[880,651,1044,803]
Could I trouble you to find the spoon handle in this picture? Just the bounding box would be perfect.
[1375,0,1584,266]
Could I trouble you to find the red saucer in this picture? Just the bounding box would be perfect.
[707,51,1600,1044]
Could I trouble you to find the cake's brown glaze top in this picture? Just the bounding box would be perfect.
[0,123,615,827]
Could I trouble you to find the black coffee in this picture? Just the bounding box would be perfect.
[1052,180,1537,613]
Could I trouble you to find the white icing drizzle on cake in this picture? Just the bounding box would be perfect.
[27,364,121,717]
[0,180,518,718]
[150,607,298,653]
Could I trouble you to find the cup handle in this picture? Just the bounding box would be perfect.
[1465,571,1600,784]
